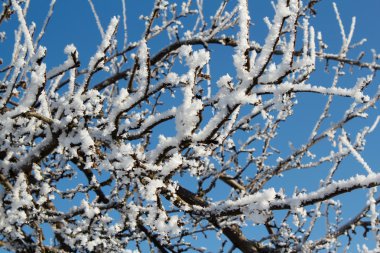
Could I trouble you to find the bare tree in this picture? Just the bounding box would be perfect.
[1,0,380,252]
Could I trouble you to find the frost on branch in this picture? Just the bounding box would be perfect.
[1,0,380,252]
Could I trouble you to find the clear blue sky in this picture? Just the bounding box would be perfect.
[1,0,380,252]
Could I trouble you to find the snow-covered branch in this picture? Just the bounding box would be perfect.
[1,0,380,252]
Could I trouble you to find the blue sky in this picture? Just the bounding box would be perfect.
[1,0,380,252]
